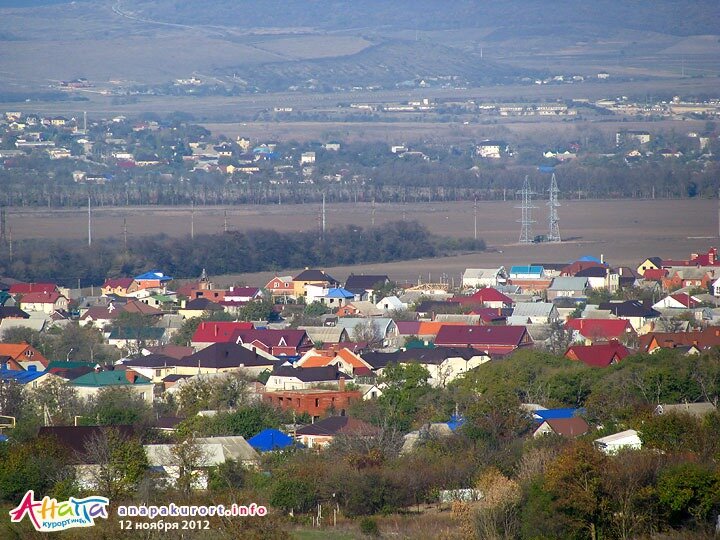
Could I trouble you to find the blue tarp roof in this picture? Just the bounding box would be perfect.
[248,428,294,452]
[534,408,585,422]
[538,165,556,173]
[510,265,543,274]
[447,414,465,431]
[0,434,8,443]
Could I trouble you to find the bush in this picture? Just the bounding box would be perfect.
[359,517,380,537]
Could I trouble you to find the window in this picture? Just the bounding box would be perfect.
[315,398,320,407]
[155,369,162,377]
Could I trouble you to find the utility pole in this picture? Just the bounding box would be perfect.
[0,206,6,244]
[321,193,326,239]
[473,197,478,240]
[223,210,228,233]
[190,200,195,239]
[87,196,92,247]
[371,198,376,227]
[122,217,128,253]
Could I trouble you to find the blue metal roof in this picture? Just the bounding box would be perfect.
[447,414,465,431]
[510,265,543,275]
[534,408,585,422]
[247,428,294,452]
[134,270,172,282]
[326,287,354,299]
[0,368,46,385]
[576,256,604,264]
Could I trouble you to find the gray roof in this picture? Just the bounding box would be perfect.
[0,317,46,337]
[298,326,348,344]
[463,267,506,280]
[548,277,589,291]
[435,314,482,324]
[655,402,717,417]
[334,317,396,338]
[512,302,557,318]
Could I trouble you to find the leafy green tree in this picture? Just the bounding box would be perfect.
[304,301,330,317]
[238,299,276,322]
[657,462,720,526]
[85,387,152,427]
[25,378,80,426]
[377,363,432,431]
[0,437,70,502]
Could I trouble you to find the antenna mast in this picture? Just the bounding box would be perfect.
[223,210,228,233]
[0,207,6,244]
[321,193,326,239]
[516,175,536,243]
[190,200,195,239]
[547,172,561,242]
[123,217,128,253]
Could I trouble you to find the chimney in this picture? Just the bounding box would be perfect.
[339,376,346,392]
[214,324,219,337]
[125,370,137,384]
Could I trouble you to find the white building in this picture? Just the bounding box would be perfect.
[462,267,507,288]
[594,429,642,455]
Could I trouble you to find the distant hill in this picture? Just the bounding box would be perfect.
[228,39,528,91]
[130,0,720,37]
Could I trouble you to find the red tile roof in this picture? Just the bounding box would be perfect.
[565,318,635,341]
[9,283,57,295]
[641,268,668,280]
[19,291,63,304]
[453,288,512,305]
[565,342,630,367]
[102,277,134,289]
[191,321,254,343]
[669,294,701,308]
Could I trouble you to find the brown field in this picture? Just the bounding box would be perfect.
[6,198,717,285]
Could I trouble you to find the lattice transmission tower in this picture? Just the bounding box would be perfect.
[517,175,536,243]
[547,172,561,242]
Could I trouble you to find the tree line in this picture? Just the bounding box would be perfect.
[0,221,485,286]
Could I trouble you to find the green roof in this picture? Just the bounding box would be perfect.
[46,360,98,370]
[71,371,152,387]
[150,294,174,302]
[108,327,166,340]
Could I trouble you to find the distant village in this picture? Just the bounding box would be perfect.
[0,103,717,204]
[1,244,720,476]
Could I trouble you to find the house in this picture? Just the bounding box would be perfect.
[654,402,717,417]
[639,327,720,353]
[264,276,295,298]
[573,267,618,291]
[546,277,589,301]
[453,288,513,309]
[190,321,254,349]
[564,342,631,367]
[533,417,589,438]
[145,436,259,489]
[476,140,509,159]
[509,265,545,280]
[108,326,166,350]
[265,365,352,392]
[637,257,663,276]
[298,326,349,346]
[393,347,489,387]
[344,274,390,301]
[8,282,57,296]
[336,302,384,317]
[509,302,559,325]
[18,291,68,314]
[174,342,277,377]
[295,416,379,449]
[597,301,660,332]
[322,287,355,308]
[225,287,264,303]
[70,369,154,403]
[617,130,651,145]
[333,317,399,348]
[121,354,181,383]
[233,329,313,357]
[0,306,29,322]
[79,304,122,329]
[376,295,407,312]
[178,298,224,319]
[565,318,637,344]
[434,325,532,355]
[594,429,642,455]
[264,386,361,421]
[292,269,339,298]
[101,277,137,297]
[133,270,172,291]
[0,343,48,371]
[652,293,702,310]
[461,267,508,288]
[662,268,715,291]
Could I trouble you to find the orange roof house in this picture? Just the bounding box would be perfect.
[0,343,49,370]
